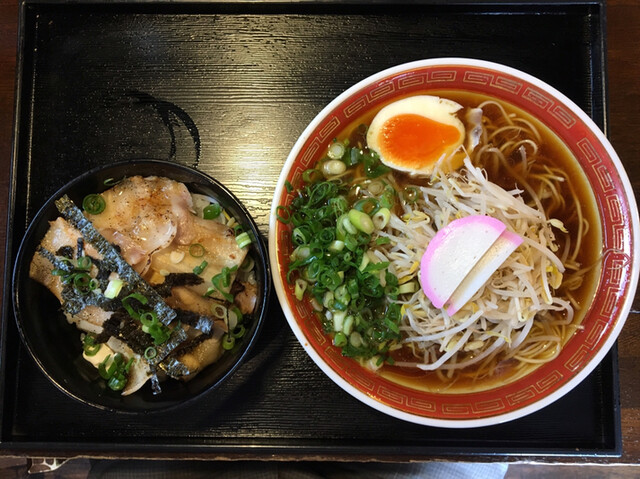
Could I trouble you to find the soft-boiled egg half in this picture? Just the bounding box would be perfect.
[366,95,468,175]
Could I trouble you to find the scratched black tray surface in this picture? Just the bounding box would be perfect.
[1,0,620,458]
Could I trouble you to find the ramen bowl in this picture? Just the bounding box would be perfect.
[13,159,271,412]
[268,58,639,427]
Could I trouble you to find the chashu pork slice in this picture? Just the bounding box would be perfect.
[29,217,111,332]
[86,176,192,274]
[148,213,248,300]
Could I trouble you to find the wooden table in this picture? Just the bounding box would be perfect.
[0,0,638,466]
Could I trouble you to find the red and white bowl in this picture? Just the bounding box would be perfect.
[268,58,639,427]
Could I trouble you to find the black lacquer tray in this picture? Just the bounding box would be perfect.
[0,0,621,459]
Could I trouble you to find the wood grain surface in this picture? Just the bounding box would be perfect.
[0,0,638,466]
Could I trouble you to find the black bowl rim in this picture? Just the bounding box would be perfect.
[11,158,271,414]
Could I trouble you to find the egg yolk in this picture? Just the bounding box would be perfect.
[378,113,462,169]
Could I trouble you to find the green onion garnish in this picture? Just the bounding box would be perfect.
[285,180,293,193]
[98,353,134,391]
[144,346,158,360]
[103,177,122,187]
[203,203,222,220]
[122,292,148,320]
[210,267,236,302]
[76,256,92,270]
[104,278,124,299]
[82,334,101,356]
[235,232,252,249]
[275,205,291,223]
[232,325,246,339]
[281,175,403,365]
[193,260,208,275]
[222,334,235,350]
[189,243,205,257]
[302,169,322,184]
[82,194,106,215]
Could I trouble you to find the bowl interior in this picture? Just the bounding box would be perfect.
[270,59,638,426]
[13,159,271,412]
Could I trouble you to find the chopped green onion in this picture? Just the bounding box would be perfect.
[82,194,106,215]
[193,260,208,275]
[222,334,235,350]
[364,151,390,178]
[103,177,122,187]
[144,346,157,360]
[236,232,252,249]
[358,253,370,272]
[348,209,374,234]
[338,214,358,237]
[76,256,92,270]
[353,198,378,215]
[285,180,293,193]
[82,334,101,356]
[203,203,222,219]
[349,331,364,348]
[104,278,124,299]
[328,240,345,253]
[322,159,347,177]
[73,273,95,295]
[211,303,228,319]
[333,332,347,347]
[333,311,346,332]
[211,265,238,302]
[232,325,246,339]
[372,208,391,229]
[302,169,323,184]
[108,375,127,391]
[275,205,291,223]
[122,292,147,320]
[189,243,205,257]
[294,278,308,300]
[342,315,354,335]
[139,311,157,327]
[282,176,402,365]
[97,353,134,391]
[327,141,346,160]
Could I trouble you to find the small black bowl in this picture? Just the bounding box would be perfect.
[12,159,271,412]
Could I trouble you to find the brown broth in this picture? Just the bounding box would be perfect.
[335,90,602,393]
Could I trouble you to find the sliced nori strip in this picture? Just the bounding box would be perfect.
[170,333,210,357]
[147,326,188,367]
[93,259,113,282]
[37,246,73,272]
[55,245,74,259]
[160,357,191,379]
[76,237,85,258]
[55,195,176,325]
[60,285,113,316]
[150,371,162,395]
[174,308,213,334]
[154,273,203,297]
